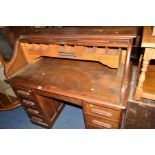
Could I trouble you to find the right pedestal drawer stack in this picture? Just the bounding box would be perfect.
[83,102,124,129]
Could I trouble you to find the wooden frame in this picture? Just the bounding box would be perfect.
[135,26,155,101]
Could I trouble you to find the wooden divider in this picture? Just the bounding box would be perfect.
[20,43,126,68]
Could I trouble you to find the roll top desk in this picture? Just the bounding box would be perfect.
[3,27,137,128]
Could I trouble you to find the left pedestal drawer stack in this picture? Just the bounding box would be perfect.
[11,85,64,128]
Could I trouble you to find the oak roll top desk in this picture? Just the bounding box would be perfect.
[3,27,137,128]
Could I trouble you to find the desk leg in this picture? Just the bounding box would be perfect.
[135,55,150,100]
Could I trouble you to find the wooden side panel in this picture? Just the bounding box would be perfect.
[125,101,155,129]
[20,43,41,63]
[4,41,29,78]
[34,95,64,127]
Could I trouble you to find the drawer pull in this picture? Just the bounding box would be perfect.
[31,116,43,122]
[31,119,48,127]
[91,108,112,117]
[27,108,39,114]
[23,100,35,106]
[92,119,112,128]
[17,90,30,96]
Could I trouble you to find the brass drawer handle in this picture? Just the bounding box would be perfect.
[91,108,112,117]
[27,108,39,114]
[92,119,112,128]
[31,116,43,122]
[23,99,35,106]
[17,90,30,96]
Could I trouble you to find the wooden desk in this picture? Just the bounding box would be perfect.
[3,27,137,128]
[10,58,123,107]
[135,26,155,100]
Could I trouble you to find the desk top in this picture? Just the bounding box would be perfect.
[142,26,155,48]
[9,57,124,109]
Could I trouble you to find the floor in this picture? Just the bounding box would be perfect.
[0,104,85,129]
[0,62,85,129]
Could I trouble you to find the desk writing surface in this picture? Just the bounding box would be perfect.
[9,57,123,108]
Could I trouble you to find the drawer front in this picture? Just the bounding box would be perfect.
[31,116,45,122]
[86,123,103,129]
[12,85,35,100]
[84,114,120,129]
[30,116,49,127]
[25,107,44,117]
[34,89,82,106]
[22,99,36,107]
[83,103,122,122]
[21,98,42,110]
[18,97,46,119]
[21,99,46,118]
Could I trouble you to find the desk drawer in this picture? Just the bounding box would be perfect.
[27,108,40,115]
[86,123,103,129]
[30,116,49,127]
[22,99,36,106]
[83,103,122,122]
[34,89,82,106]
[84,114,120,129]
[12,86,35,100]
[21,99,46,118]
[25,107,44,117]
[21,98,41,110]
